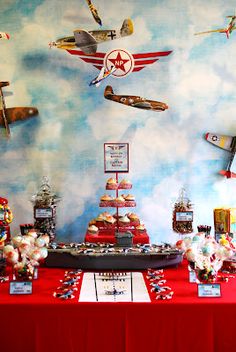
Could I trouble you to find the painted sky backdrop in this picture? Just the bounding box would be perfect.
[0,0,236,243]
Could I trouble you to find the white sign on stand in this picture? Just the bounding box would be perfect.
[104,143,129,173]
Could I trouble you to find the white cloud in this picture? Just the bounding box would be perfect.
[138,171,186,243]
[57,171,99,226]
[87,103,138,141]
[130,117,190,172]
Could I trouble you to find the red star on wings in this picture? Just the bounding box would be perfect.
[66,48,172,78]
[107,52,130,72]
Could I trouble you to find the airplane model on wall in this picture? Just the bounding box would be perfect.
[49,19,133,55]
[89,66,116,87]
[195,15,236,39]
[205,132,236,178]
[104,85,168,112]
[85,0,102,26]
[0,81,38,138]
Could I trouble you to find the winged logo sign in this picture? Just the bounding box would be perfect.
[66,48,172,78]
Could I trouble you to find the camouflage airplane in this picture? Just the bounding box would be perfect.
[49,19,133,55]
[104,85,168,112]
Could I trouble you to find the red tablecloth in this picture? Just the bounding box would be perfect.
[1,262,236,352]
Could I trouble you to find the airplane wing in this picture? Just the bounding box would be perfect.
[95,66,117,87]
[219,154,236,178]
[73,29,97,54]
[132,101,151,109]
[97,66,105,80]
[195,28,226,35]
[0,107,38,124]
[205,133,235,152]
[227,153,236,176]
[206,133,236,178]
[95,66,105,87]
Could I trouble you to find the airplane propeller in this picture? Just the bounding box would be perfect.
[48,41,56,49]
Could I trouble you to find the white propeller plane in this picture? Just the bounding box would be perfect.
[89,65,116,87]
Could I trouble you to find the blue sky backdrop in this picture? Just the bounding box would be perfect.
[0,0,236,243]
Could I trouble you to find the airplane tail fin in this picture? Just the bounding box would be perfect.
[219,170,236,178]
[120,19,134,37]
[104,85,114,98]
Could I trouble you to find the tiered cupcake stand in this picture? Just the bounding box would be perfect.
[85,173,149,245]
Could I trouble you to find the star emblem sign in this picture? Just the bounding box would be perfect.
[104,49,134,78]
[66,47,172,79]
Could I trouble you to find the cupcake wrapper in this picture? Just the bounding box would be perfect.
[124,201,136,207]
[112,202,126,207]
[118,184,132,190]
[106,184,118,190]
[99,201,114,207]
[129,220,140,226]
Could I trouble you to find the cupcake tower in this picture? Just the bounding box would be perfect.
[87,176,147,237]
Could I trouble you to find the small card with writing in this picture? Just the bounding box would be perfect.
[198,283,221,297]
[10,281,33,295]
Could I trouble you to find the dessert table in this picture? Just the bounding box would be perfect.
[0,261,235,352]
